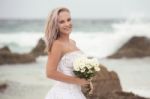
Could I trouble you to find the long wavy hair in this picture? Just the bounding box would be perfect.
[44,7,70,52]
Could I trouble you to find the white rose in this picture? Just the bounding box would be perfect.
[94,66,100,71]
[81,68,85,72]
[74,66,80,71]
[88,70,93,73]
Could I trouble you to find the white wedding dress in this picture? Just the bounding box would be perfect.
[45,50,87,99]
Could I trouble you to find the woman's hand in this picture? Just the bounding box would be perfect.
[76,77,94,95]
[76,78,90,87]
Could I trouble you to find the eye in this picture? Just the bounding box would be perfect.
[59,20,64,24]
[67,18,71,22]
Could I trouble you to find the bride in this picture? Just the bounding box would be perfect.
[44,7,89,99]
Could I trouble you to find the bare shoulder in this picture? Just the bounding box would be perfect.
[52,40,63,48]
[49,40,63,56]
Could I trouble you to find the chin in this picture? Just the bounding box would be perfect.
[60,29,72,35]
[68,31,72,34]
[65,31,72,34]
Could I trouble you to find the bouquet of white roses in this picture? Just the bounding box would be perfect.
[73,56,100,80]
[73,56,100,95]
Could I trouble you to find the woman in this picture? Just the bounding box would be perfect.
[44,7,89,99]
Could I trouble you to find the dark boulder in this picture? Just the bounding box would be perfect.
[82,65,122,98]
[108,36,150,58]
[0,82,7,93]
[0,46,36,65]
[30,38,47,57]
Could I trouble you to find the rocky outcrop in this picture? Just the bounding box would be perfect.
[0,46,36,65]
[0,82,7,93]
[30,38,47,57]
[0,38,47,65]
[108,36,150,58]
[82,65,121,98]
[0,46,11,53]
[82,65,148,99]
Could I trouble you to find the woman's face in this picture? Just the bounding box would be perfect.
[58,11,72,35]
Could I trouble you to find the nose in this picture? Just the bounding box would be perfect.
[65,21,71,27]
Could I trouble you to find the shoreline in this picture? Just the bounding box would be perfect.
[0,56,150,98]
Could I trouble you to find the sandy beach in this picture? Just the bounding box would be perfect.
[0,56,150,99]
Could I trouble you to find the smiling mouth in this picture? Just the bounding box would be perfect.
[64,26,72,30]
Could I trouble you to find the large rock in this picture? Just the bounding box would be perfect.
[0,38,47,65]
[82,65,122,98]
[0,46,36,65]
[30,38,47,57]
[0,46,11,53]
[0,82,7,93]
[83,65,147,99]
[108,36,150,58]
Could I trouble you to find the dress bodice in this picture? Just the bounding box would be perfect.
[45,50,87,99]
[57,50,85,76]
[53,50,85,89]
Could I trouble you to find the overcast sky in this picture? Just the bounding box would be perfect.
[0,0,150,19]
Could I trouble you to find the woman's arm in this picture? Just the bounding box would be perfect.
[46,41,89,86]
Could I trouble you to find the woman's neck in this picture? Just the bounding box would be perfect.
[59,34,70,42]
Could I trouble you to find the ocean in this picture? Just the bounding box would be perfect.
[0,18,150,98]
[0,18,150,57]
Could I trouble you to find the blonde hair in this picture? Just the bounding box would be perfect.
[44,7,70,52]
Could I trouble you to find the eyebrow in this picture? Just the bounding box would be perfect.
[59,17,71,23]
